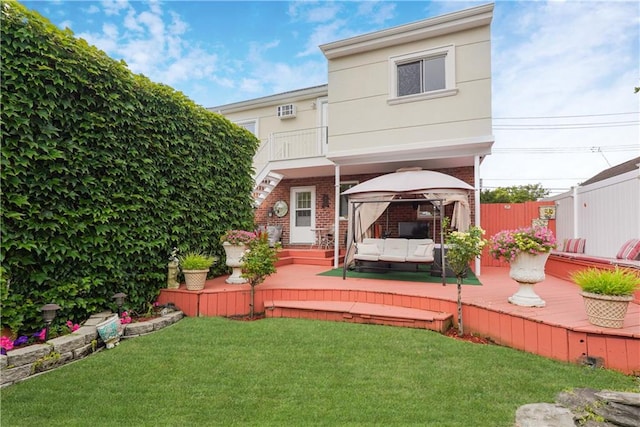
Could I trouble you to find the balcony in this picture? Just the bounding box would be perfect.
[254,126,328,176]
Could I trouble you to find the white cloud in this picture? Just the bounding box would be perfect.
[356,1,396,25]
[484,1,639,193]
[86,5,100,15]
[58,20,72,30]
[297,19,351,57]
[101,0,129,16]
[123,8,142,32]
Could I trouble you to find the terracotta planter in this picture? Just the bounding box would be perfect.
[581,292,633,328]
[183,269,209,291]
[223,242,248,284]
[508,252,550,307]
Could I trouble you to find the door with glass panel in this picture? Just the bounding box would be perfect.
[289,187,315,244]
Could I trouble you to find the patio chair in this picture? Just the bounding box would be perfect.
[320,224,335,249]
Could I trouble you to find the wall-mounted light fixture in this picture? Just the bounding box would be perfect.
[322,194,330,208]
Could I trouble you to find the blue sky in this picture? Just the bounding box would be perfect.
[21,0,640,194]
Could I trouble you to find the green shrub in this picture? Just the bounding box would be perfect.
[179,252,217,270]
[571,268,640,296]
[0,1,258,334]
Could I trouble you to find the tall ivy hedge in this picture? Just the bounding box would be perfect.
[0,1,259,333]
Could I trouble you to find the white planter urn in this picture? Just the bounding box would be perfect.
[223,242,248,284]
[508,252,550,307]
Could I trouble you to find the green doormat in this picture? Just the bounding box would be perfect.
[318,267,482,285]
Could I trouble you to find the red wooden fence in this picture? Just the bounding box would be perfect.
[480,201,556,267]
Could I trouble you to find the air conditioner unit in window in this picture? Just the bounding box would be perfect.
[277,104,296,119]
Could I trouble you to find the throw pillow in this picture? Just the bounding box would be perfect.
[563,238,586,253]
[616,239,640,260]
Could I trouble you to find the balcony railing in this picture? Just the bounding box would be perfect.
[270,126,327,161]
[253,126,328,181]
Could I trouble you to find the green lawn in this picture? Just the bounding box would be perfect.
[1,317,636,426]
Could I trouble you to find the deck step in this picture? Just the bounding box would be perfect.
[264,300,453,333]
[277,249,344,267]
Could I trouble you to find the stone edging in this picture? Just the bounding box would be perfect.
[1,310,184,387]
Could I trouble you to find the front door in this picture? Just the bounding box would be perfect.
[289,186,315,244]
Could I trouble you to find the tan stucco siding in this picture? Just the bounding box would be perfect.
[326,25,491,153]
[221,95,323,142]
[327,79,491,151]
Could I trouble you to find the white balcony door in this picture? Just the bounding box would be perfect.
[290,186,315,244]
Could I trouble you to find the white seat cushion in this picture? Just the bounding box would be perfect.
[357,243,380,256]
[379,238,408,262]
[406,243,435,262]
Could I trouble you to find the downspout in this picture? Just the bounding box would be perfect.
[474,155,481,276]
[334,164,340,269]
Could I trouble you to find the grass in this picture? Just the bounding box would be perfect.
[2,317,636,426]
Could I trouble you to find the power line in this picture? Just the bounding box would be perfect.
[494,123,639,130]
[492,144,639,154]
[494,112,639,120]
[493,112,640,130]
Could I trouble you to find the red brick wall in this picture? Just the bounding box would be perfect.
[254,166,476,248]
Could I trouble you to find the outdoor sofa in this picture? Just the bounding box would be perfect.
[354,238,435,271]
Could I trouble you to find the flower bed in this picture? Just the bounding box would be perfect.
[1,310,183,387]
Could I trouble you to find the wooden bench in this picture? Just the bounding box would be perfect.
[547,240,640,303]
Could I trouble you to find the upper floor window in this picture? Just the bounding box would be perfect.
[389,45,457,105]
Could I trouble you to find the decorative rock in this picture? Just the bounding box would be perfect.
[82,312,113,326]
[150,317,171,330]
[2,311,183,386]
[515,403,575,427]
[1,365,32,385]
[49,333,86,355]
[594,401,640,427]
[75,326,98,344]
[519,388,640,427]
[6,344,51,367]
[123,322,153,336]
[595,391,640,407]
[166,310,184,323]
[73,343,96,359]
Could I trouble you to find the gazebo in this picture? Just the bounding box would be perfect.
[341,168,474,281]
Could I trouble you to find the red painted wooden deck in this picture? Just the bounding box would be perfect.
[158,261,639,375]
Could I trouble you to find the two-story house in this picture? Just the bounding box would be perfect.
[210,3,494,254]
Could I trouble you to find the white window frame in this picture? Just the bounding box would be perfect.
[388,45,457,105]
[234,119,259,136]
[339,181,358,220]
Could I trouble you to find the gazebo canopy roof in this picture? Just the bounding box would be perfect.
[342,169,473,195]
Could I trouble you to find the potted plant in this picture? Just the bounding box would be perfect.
[240,232,280,319]
[221,230,257,284]
[178,251,217,291]
[489,226,557,307]
[444,224,487,335]
[571,267,640,328]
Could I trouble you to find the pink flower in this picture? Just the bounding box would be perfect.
[120,311,132,325]
[36,329,46,341]
[0,336,14,351]
[67,320,80,332]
